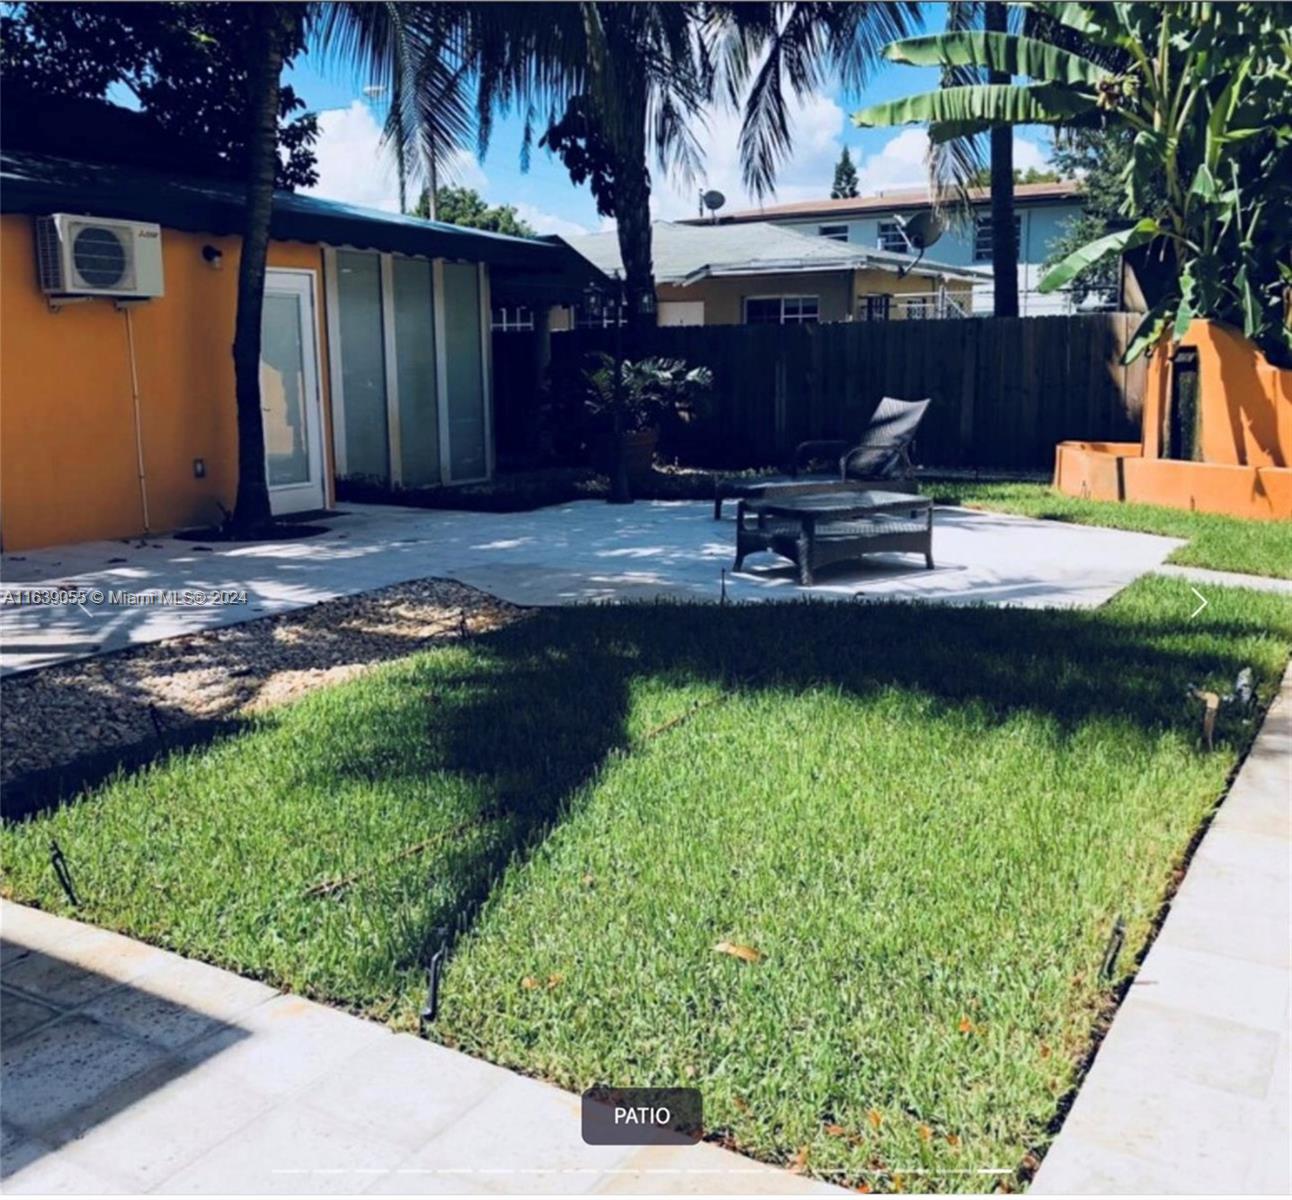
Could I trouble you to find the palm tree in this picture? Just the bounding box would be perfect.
[472,3,921,330]
[231,2,474,533]
[848,2,1292,364]
[983,1,1018,317]
[852,1,1018,317]
[231,3,924,526]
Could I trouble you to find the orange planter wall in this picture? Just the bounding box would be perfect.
[1054,320,1292,521]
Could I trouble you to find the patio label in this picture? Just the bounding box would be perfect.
[581,1086,703,1145]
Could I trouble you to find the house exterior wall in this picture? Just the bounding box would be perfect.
[0,213,333,551]
[651,267,971,325]
[656,271,855,324]
[774,199,1084,315]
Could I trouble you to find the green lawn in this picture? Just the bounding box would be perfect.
[928,482,1292,579]
[3,577,1289,1191]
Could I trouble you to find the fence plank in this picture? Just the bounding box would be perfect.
[521,313,1144,471]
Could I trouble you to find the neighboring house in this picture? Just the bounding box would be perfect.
[684,182,1093,316]
[553,220,987,329]
[0,150,591,551]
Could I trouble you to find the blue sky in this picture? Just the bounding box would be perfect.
[288,3,1055,235]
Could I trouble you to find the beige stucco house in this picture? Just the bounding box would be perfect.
[551,220,988,328]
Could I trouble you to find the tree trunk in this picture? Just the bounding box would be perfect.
[610,84,657,331]
[230,5,295,533]
[985,2,1019,318]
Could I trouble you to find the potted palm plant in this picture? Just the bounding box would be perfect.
[581,354,712,487]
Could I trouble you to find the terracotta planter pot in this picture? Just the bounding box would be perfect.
[593,428,658,484]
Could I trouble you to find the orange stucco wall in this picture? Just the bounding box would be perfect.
[1054,320,1292,521]
[0,214,333,551]
[1141,319,1291,466]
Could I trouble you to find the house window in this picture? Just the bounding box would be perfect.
[904,295,932,320]
[877,220,909,253]
[860,294,891,321]
[573,302,627,329]
[973,214,1022,262]
[818,224,849,242]
[744,295,820,325]
[491,305,534,332]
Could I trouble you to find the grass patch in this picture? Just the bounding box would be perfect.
[3,577,1289,1189]
[928,481,1292,579]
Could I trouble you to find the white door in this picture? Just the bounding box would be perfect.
[261,270,325,514]
[658,300,705,327]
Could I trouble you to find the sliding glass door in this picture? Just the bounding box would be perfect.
[325,249,489,490]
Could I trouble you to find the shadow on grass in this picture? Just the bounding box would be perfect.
[5,585,1286,1020]
[281,590,1285,984]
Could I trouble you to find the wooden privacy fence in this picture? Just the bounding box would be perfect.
[493,313,1147,472]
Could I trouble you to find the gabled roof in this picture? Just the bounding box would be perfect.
[0,150,572,273]
[685,181,1083,225]
[563,220,989,285]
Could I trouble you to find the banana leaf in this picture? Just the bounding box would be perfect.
[1038,218,1161,293]
[883,31,1112,86]
[853,82,1097,130]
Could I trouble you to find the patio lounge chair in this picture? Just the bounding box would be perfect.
[713,395,932,519]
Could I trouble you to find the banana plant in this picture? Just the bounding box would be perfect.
[853,2,1292,366]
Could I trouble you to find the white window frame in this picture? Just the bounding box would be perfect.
[858,293,892,321]
[818,223,849,242]
[973,213,1022,262]
[491,305,535,332]
[743,294,820,325]
[877,220,910,253]
[572,301,628,329]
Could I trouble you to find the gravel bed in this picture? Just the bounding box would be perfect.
[1,578,522,786]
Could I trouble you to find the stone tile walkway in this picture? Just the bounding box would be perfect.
[1,501,1183,674]
[1033,664,1292,1195]
[0,901,840,1195]
[1157,563,1292,597]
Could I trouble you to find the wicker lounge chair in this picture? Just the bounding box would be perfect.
[713,396,931,518]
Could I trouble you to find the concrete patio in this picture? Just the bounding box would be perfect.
[1,500,1184,674]
[0,900,840,1195]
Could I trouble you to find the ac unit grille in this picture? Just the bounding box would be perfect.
[71,225,132,289]
[35,216,64,291]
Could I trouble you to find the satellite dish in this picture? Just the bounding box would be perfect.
[702,189,726,213]
[900,209,946,250]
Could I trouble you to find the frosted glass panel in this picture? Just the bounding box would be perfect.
[335,250,388,481]
[442,262,487,480]
[392,257,440,486]
[260,293,309,486]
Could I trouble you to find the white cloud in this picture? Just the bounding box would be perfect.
[650,93,1055,218]
[651,91,846,219]
[512,203,590,238]
[305,101,487,213]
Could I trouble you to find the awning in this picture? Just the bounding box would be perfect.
[0,150,584,276]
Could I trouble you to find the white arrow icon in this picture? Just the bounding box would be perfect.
[1189,587,1209,620]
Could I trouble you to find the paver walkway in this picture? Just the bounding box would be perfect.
[0,901,841,1195]
[1033,663,1292,1195]
[1,501,1184,673]
[1156,562,1292,597]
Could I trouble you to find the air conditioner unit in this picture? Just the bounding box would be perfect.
[35,214,164,299]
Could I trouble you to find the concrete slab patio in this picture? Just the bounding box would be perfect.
[0,900,842,1195]
[1033,663,1292,1196]
[1,500,1184,674]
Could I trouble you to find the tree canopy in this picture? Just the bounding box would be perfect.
[830,147,859,199]
[0,1,318,189]
[854,1,1292,364]
[414,185,537,237]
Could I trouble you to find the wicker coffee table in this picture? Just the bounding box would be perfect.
[733,490,934,586]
